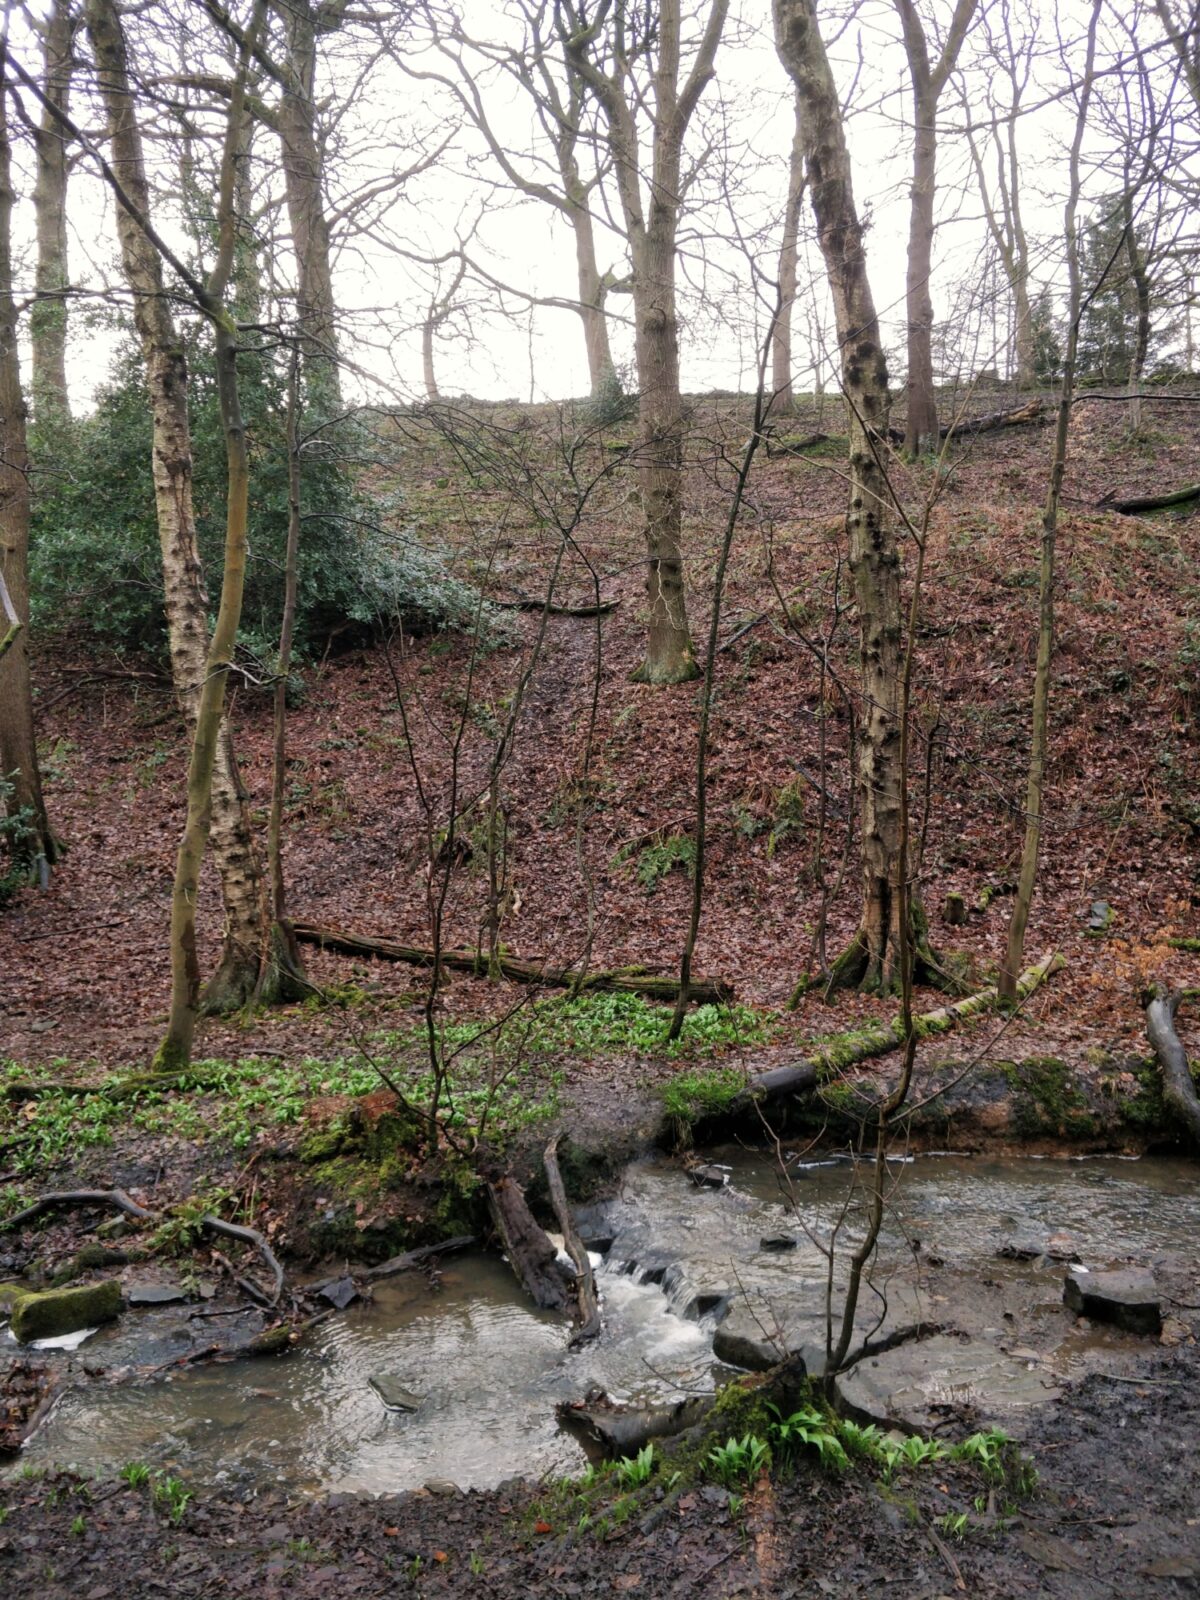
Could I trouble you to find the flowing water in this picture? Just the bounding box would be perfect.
[7,1152,1198,1494]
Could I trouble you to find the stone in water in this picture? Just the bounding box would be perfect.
[1063,1266,1161,1335]
[370,1375,422,1412]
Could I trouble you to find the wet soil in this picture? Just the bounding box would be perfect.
[1,1342,1198,1599]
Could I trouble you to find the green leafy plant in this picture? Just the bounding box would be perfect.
[150,1473,192,1525]
[767,1404,849,1474]
[119,1462,151,1488]
[614,1443,656,1489]
[707,1433,772,1487]
[937,1510,969,1542]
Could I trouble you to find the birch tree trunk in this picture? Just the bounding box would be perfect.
[30,0,74,432]
[155,2,266,1069]
[772,93,804,413]
[86,0,269,1014]
[0,52,57,876]
[774,0,937,994]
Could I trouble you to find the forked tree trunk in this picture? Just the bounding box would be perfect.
[569,177,619,396]
[156,5,266,1070]
[30,0,74,432]
[999,0,1101,1000]
[0,59,57,875]
[772,93,804,413]
[278,0,340,413]
[775,0,936,994]
[567,0,727,685]
[86,0,269,1013]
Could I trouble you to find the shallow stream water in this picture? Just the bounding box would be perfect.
[8,1151,1198,1494]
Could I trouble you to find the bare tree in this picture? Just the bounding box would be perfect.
[961,0,1038,389]
[774,0,938,993]
[0,39,57,879]
[85,0,275,1016]
[402,1,633,398]
[1000,0,1102,999]
[894,0,979,455]
[772,89,805,413]
[564,0,728,685]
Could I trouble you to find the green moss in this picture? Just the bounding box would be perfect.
[1002,1057,1097,1139]
[661,1067,745,1143]
[0,1279,31,1314]
[11,1279,123,1342]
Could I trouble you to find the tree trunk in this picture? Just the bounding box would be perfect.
[629,212,700,685]
[1123,188,1151,435]
[772,92,804,413]
[86,0,268,1014]
[571,187,618,396]
[278,0,340,413]
[902,82,939,455]
[421,304,439,402]
[0,61,57,875]
[775,0,931,994]
[30,0,74,432]
[157,0,264,1068]
[1012,266,1035,389]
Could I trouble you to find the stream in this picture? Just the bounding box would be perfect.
[7,1151,1198,1495]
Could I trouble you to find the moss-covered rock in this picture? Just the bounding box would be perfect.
[10,1279,123,1343]
[0,1279,31,1315]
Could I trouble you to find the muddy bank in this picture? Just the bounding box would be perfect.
[2,1343,1198,1600]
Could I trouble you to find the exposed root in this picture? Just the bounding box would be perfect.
[201,1215,284,1307]
[0,1189,155,1233]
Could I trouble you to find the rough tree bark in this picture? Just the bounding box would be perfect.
[30,0,75,431]
[774,0,936,993]
[999,0,1101,1000]
[567,0,728,685]
[0,53,57,876]
[772,91,805,413]
[86,0,272,1017]
[894,0,978,456]
[277,0,341,411]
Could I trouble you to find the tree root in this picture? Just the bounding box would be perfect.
[1145,989,1200,1143]
[0,1189,155,1234]
[201,1216,284,1307]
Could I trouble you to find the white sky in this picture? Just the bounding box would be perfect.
[10,0,1198,409]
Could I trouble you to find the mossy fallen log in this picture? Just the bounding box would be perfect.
[1104,482,1200,515]
[293,921,734,1004]
[737,952,1066,1107]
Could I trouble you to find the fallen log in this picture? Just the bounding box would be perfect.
[1102,482,1200,515]
[556,1391,714,1458]
[486,1174,571,1312]
[202,1216,285,1308]
[492,595,620,617]
[942,398,1047,438]
[0,1188,154,1233]
[1145,990,1200,1143]
[293,921,734,1004]
[765,431,831,457]
[361,1233,476,1283]
[736,951,1065,1107]
[544,1136,600,1346]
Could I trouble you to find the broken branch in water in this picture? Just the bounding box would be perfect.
[544,1135,600,1345]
